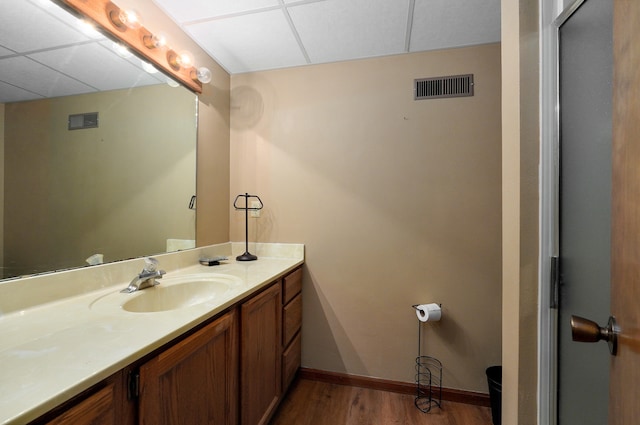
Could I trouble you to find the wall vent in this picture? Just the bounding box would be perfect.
[414,74,474,100]
[68,112,98,130]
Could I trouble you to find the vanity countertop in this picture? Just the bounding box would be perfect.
[0,243,304,425]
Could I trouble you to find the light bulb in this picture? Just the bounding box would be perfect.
[143,32,167,49]
[167,50,195,70]
[177,51,194,68]
[166,77,180,88]
[196,67,212,84]
[118,9,141,29]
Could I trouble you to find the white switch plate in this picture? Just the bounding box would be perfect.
[250,200,261,217]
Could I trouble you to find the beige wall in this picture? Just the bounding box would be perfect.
[196,77,231,245]
[0,103,4,269]
[116,0,231,246]
[4,85,196,276]
[230,44,502,393]
[502,0,540,423]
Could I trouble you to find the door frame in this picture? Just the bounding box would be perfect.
[539,1,590,424]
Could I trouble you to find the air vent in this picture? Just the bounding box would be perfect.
[414,74,474,100]
[68,112,98,130]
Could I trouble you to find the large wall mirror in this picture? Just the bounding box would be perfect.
[0,0,197,279]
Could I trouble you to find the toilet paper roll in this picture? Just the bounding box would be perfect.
[415,303,442,322]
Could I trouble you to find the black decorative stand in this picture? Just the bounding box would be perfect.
[233,193,263,261]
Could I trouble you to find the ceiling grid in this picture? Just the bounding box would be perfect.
[0,0,500,101]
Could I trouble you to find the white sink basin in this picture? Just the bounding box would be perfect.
[90,273,243,313]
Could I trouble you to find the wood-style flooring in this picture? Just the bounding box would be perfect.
[270,378,494,425]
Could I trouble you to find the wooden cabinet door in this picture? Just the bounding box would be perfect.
[138,309,238,425]
[45,384,115,425]
[241,283,282,425]
[42,370,133,425]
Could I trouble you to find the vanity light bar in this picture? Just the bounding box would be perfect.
[55,0,204,94]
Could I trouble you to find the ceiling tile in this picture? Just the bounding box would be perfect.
[29,43,161,91]
[0,56,95,99]
[288,0,411,64]
[410,0,500,52]
[0,0,89,53]
[0,46,13,57]
[185,10,307,74]
[42,1,106,41]
[0,0,503,86]
[153,0,280,23]
[0,80,44,103]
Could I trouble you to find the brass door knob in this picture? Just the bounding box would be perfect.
[570,315,617,355]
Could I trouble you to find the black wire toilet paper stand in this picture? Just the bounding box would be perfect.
[412,305,442,413]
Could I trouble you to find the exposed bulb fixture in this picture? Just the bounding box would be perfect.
[107,4,141,31]
[117,9,141,29]
[167,50,194,70]
[143,32,167,49]
[111,9,142,30]
[166,50,178,70]
[196,67,212,84]
[89,0,207,92]
[177,51,194,68]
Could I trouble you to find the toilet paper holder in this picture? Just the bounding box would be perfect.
[412,303,442,322]
[412,304,443,413]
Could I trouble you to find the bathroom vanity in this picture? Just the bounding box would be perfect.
[0,243,303,425]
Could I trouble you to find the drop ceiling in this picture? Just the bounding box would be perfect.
[0,0,167,103]
[0,0,500,103]
[152,0,501,74]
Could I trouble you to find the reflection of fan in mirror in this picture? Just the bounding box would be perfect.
[231,86,264,129]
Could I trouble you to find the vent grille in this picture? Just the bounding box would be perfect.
[68,112,98,130]
[414,74,474,100]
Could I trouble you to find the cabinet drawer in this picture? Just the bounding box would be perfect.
[283,293,302,347]
[283,268,302,305]
[282,332,301,392]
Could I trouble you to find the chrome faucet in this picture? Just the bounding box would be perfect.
[120,257,166,293]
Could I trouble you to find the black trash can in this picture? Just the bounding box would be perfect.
[486,366,502,425]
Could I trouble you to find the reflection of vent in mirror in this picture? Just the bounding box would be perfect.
[414,74,474,100]
[68,113,99,130]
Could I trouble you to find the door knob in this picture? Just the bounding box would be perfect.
[570,315,617,355]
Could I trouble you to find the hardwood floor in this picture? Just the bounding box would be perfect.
[270,378,493,425]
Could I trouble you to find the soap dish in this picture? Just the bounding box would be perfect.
[199,256,228,266]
